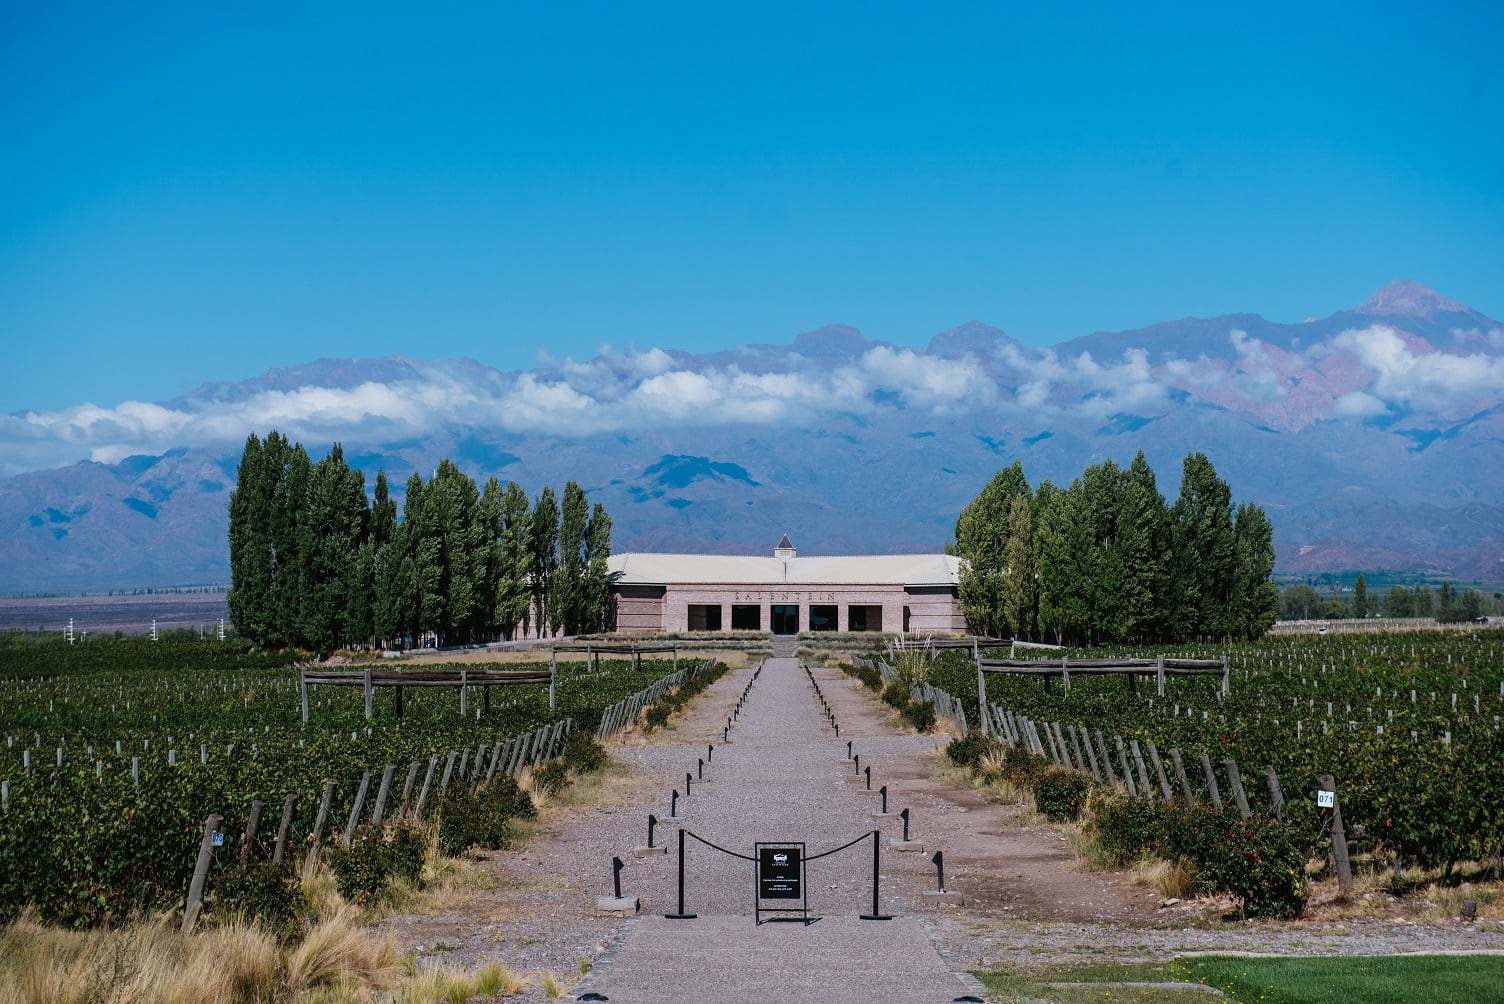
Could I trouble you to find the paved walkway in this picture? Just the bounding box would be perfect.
[575,651,982,1003]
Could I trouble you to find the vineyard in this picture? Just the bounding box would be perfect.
[918,629,1504,911]
[0,634,694,926]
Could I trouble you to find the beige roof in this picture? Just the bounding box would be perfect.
[608,552,960,588]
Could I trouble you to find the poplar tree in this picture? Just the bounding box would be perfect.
[270,441,311,647]
[1352,573,1369,619]
[227,433,276,643]
[1171,452,1237,640]
[1231,502,1279,638]
[297,445,368,652]
[584,501,613,632]
[530,487,560,637]
[955,461,1030,637]
[557,481,590,635]
[496,481,533,639]
[1001,493,1037,640]
[1115,452,1172,642]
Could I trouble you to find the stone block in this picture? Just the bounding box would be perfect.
[596,896,639,913]
[922,890,963,905]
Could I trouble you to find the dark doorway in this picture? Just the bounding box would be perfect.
[731,604,762,631]
[770,604,799,635]
[809,604,838,631]
[847,605,883,632]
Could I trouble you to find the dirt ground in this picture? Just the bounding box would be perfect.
[372,657,1504,999]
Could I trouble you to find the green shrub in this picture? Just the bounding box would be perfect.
[487,774,538,821]
[561,730,607,774]
[533,760,569,796]
[211,859,307,942]
[843,661,884,691]
[325,829,394,906]
[1003,744,1049,785]
[386,819,429,886]
[1033,768,1092,821]
[436,777,534,855]
[946,730,1001,770]
[1089,793,1165,866]
[1197,814,1309,918]
[882,682,910,710]
[903,699,937,733]
[643,704,671,732]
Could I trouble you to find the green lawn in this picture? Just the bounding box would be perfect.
[974,955,1504,1004]
[1180,954,1504,1004]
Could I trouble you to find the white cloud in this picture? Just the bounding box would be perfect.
[7,320,1503,480]
[1330,324,1504,412]
[1332,391,1388,418]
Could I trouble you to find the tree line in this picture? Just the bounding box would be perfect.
[954,451,1278,645]
[227,431,612,652]
[1280,576,1495,622]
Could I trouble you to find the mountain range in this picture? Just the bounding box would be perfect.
[3,279,1502,592]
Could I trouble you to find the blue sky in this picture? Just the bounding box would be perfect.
[2,1,1500,414]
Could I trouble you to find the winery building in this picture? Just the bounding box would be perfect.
[607,535,965,635]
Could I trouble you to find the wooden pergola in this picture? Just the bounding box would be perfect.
[299,666,555,722]
[974,653,1228,736]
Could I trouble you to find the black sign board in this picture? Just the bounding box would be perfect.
[758,845,801,899]
[754,841,809,924]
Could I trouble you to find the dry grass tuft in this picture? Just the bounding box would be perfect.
[1128,855,1199,899]
[300,851,348,920]
[476,961,529,995]
[286,906,398,993]
[0,910,284,1004]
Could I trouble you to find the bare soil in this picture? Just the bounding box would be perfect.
[372,658,1504,1000]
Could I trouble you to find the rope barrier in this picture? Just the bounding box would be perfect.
[681,828,873,863]
[805,830,874,862]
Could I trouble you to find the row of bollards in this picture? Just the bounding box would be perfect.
[603,663,766,913]
[807,664,953,904]
[603,659,959,919]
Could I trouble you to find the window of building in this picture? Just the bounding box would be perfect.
[847,605,883,632]
[688,604,722,631]
[808,604,838,631]
[731,604,762,631]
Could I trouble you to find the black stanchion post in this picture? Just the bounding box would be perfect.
[707,743,713,763]
[666,828,696,919]
[697,757,704,780]
[931,850,945,892]
[834,722,839,738]
[853,753,861,775]
[612,856,624,899]
[901,807,911,842]
[685,772,693,795]
[860,829,892,921]
[864,765,872,790]
[846,740,853,759]
[647,814,658,849]
[879,785,888,813]
[670,789,679,817]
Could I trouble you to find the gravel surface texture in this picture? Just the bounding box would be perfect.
[375,646,1504,1003]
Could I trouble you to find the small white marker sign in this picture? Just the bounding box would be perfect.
[1316,789,1335,808]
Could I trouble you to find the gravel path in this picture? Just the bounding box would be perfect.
[577,652,981,1002]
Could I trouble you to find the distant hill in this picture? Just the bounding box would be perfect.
[3,280,1502,591]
